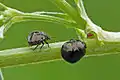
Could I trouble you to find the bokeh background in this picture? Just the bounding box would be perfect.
[0,0,120,80]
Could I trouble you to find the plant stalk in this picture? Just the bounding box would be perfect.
[0,39,120,68]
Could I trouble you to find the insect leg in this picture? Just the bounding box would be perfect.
[40,41,44,50]
[33,44,39,50]
[44,40,50,47]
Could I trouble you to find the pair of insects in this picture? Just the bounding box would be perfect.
[27,31,86,63]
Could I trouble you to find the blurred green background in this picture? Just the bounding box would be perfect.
[0,0,120,80]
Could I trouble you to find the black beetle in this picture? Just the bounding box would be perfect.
[27,31,50,50]
[61,39,86,63]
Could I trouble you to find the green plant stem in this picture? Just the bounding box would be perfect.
[31,12,72,20]
[50,0,86,29]
[0,3,7,11]
[0,39,120,68]
[76,0,120,42]
[0,0,120,69]
[20,14,76,26]
[0,69,4,80]
[2,13,77,37]
[0,42,64,68]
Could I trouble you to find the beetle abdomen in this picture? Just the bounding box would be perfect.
[61,39,86,63]
[28,41,41,46]
[61,49,85,63]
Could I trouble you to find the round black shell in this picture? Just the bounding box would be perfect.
[61,39,86,63]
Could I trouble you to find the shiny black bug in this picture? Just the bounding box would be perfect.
[61,39,86,63]
[27,31,50,50]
